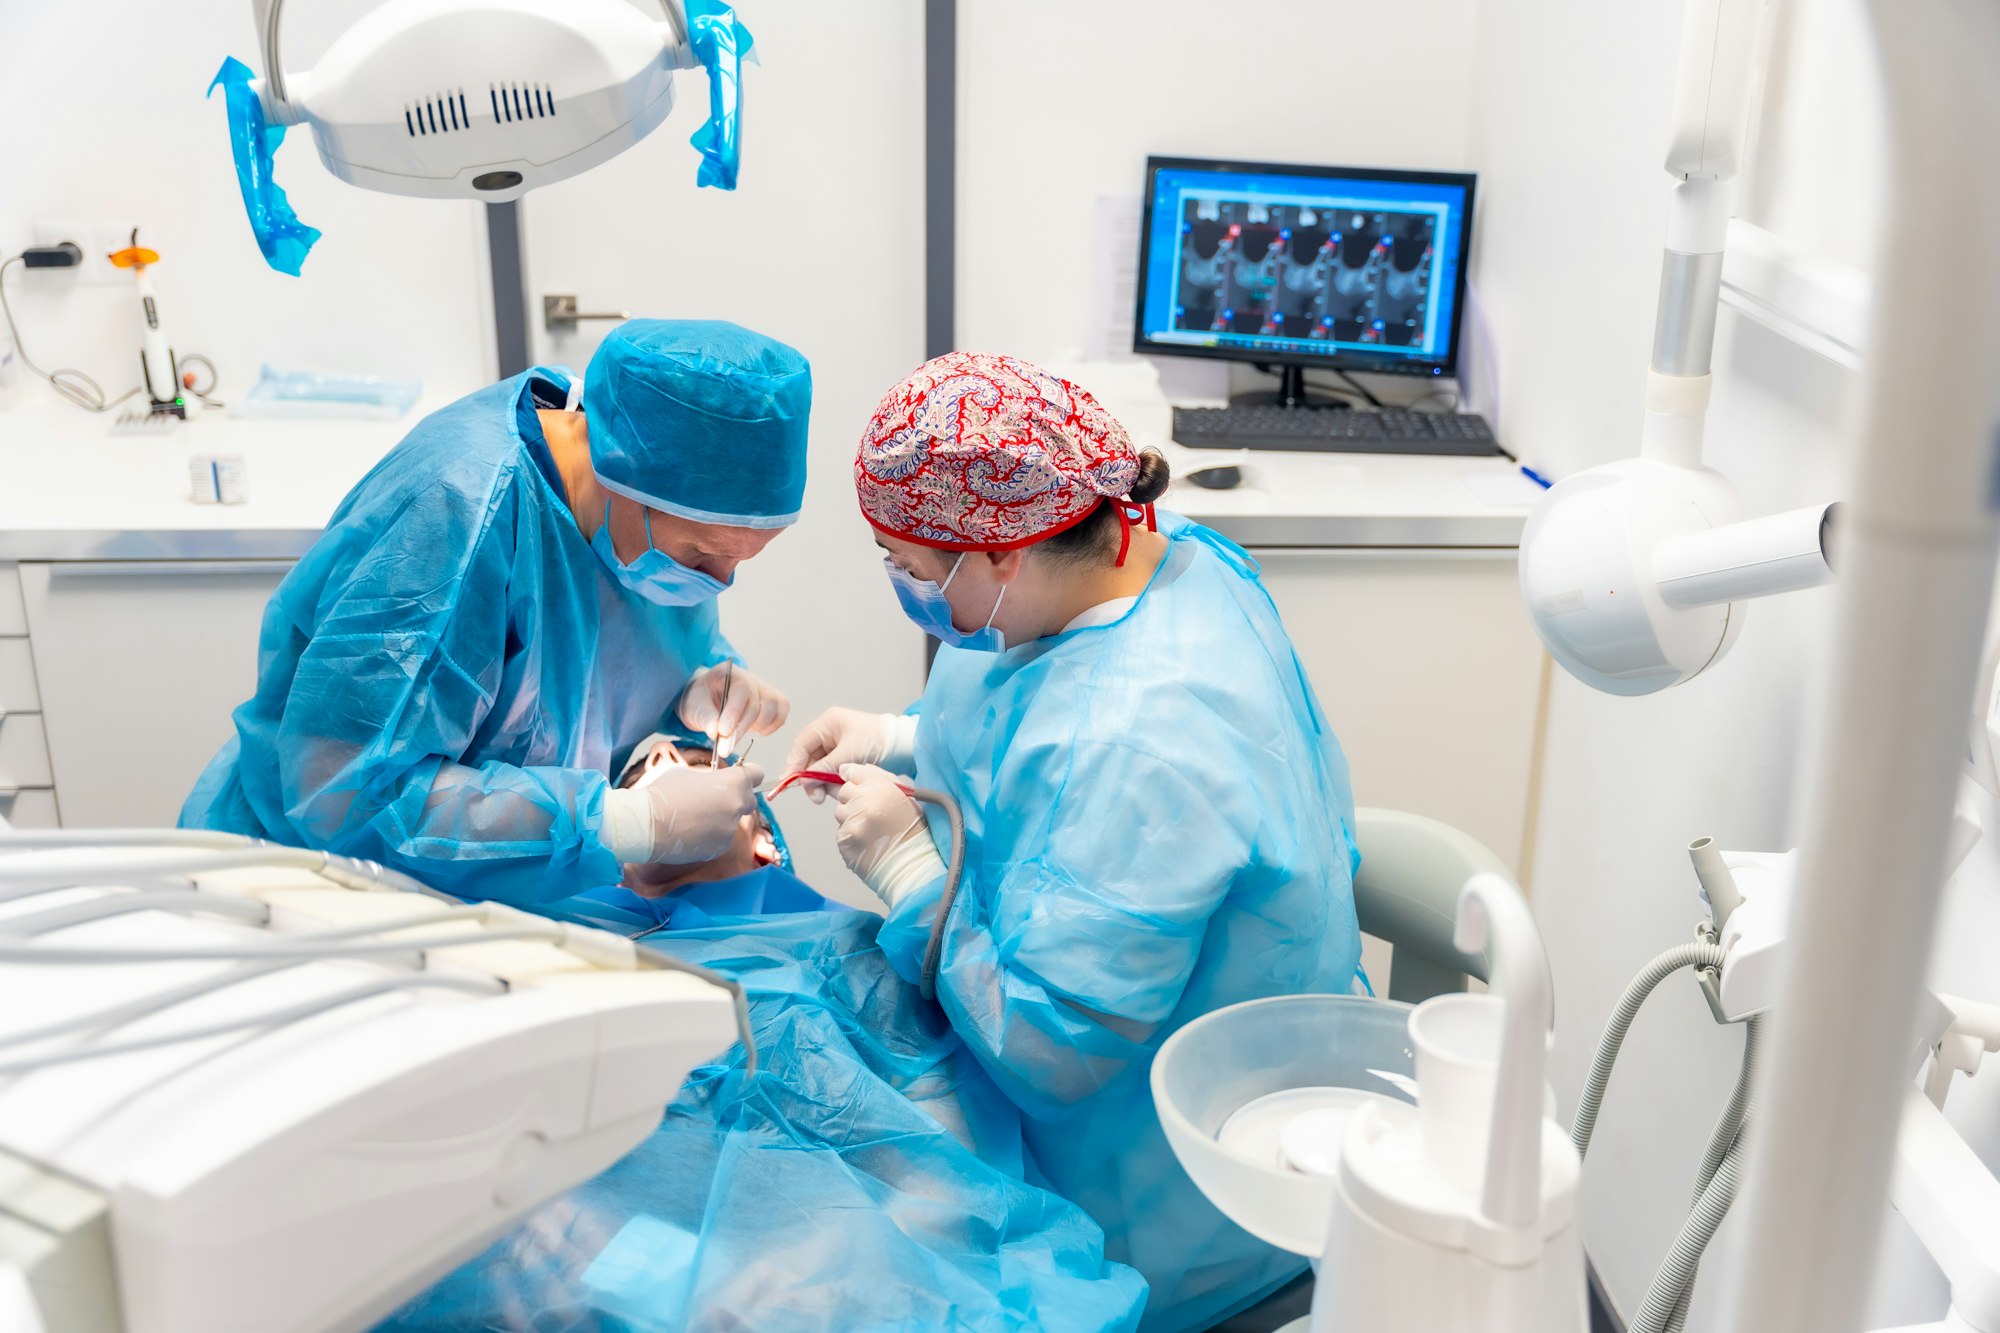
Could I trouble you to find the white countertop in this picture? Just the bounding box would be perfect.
[0,363,1540,560]
[1156,444,1541,548]
[1058,358,1541,549]
[0,400,437,561]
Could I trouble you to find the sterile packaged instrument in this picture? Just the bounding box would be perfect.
[0,829,751,1333]
[229,365,423,419]
[188,453,250,504]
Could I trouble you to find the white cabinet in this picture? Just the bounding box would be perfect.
[0,789,59,829]
[1254,548,1546,877]
[0,638,40,712]
[18,560,291,827]
[0,561,56,828]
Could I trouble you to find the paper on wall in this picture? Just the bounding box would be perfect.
[1087,194,1144,362]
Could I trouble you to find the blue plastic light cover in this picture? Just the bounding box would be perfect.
[208,56,321,276]
[685,0,755,190]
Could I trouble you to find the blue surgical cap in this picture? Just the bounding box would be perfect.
[583,319,812,529]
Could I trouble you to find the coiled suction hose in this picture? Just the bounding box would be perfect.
[1570,940,1767,1333]
[1570,941,1728,1158]
[1654,1013,1765,1333]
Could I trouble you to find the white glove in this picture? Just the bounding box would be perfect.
[679,664,790,748]
[602,761,765,864]
[784,709,920,803]
[833,763,945,908]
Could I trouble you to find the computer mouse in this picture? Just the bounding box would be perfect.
[1186,465,1242,490]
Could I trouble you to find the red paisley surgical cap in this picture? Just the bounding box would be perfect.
[855,352,1141,551]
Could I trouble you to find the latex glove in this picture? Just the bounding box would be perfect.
[602,761,765,864]
[784,709,921,803]
[679,664,789,751]
[834,763,944,908]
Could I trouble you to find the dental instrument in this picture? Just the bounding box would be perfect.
[105,231,196,423]
[714,659,736,762]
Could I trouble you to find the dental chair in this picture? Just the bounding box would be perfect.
[1206,807,1504,1333]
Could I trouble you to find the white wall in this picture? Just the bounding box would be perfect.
[0,0,926,902]
[1469,0,2000,1325]
[1740,0,1885,271]
[0,1,494,416]
[517,0,931,901]
[954,0,1482,365]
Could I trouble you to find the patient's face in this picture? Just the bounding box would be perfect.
[618,741,779,897]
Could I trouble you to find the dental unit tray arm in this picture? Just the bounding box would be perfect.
[0,830,756,1333]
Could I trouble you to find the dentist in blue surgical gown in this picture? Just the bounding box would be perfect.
[183,319,811,908]
[787,351,1364,1333]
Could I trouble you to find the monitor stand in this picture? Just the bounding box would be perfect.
[1228,363,1350,410]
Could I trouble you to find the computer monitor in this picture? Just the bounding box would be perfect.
[1133,156,1477,400]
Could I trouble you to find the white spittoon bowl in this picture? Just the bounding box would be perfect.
[1152,994,1416,1257]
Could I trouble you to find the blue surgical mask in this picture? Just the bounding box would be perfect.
[592,501,731,607]
[885,554,1007,652]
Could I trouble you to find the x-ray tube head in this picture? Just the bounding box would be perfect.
[1519,461,1838,695]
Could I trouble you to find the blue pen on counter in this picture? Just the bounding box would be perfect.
[1520,466,1555,490]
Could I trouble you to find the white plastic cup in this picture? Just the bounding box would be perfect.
[1408,992,1504,1197]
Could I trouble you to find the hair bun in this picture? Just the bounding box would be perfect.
[1128,450,1171,505]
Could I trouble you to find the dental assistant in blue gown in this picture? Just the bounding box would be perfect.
[182,319,811,909]
[785,352,1364,1333]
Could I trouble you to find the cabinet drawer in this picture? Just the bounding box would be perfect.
[0,564,23,636]
[0,638,39,713]
[0,788,58,829]
[0,713,54,789]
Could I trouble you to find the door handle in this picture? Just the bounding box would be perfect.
[544,294,632,335]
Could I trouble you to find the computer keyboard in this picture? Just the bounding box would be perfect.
[1171,405,1502,457]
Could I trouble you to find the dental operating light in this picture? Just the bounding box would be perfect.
[214,0,751,272]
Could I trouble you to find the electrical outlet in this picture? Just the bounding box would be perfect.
[30,222,129,287]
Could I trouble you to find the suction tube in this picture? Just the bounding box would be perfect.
[1687,837,1746,926]
[772,772,966,1003]
[1571,941,1728,1158]
[1658,1014,1766,1333]
[910,786,966,1003]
